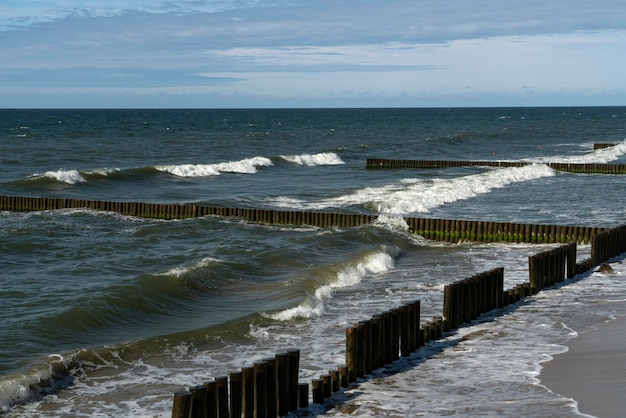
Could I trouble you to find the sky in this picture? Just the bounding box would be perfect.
[1,0,626,108]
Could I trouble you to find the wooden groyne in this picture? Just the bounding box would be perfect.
[0,195,604,244]
[365,158,626,174]
[170,223,626,417]
[594,143,617,150]
[404,216,603,244]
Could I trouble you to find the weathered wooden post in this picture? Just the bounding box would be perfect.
[230,371,243,418]
[320,374,332,398]
[262,358,277,418]
[311,379,324,404]
[204,381,218,418]
[254,361,268,418]
[345,326,357,383]
[172,390,192,418]
[382,310,393,363]
[216,376,229,418]
[443,284,455,331]
[370,314,382,369]
[529,254,539,293]
[298,383,309,408]
[190,385,208,418]
[287,349,300,412]
[338,365,349,388]
[329,369,340,393]
[400,304,411,357]
[276,352,289,416]
[355,322,366,378]
[242,366,255,418]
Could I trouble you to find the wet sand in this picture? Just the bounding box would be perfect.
[541,318,626,418]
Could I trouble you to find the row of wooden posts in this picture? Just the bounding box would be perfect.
[172,224,625,417]
[403,217,602,244]
[0,195,604,244]
[172,350,302,418]
[365,158,626,174]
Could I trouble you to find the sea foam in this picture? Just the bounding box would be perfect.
[266,251,395,321]
[268,164,555,215]
[32,169,86,184]
[279,152,344,166]
[528,139,626,164]
[155,156,273,177]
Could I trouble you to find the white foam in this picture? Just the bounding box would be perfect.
[155,156,273,177]
[32,169,86,184]
[85,167,120,177]
[160,257,220,277]
[266,251,396,321]
[268,164,555,215]
[280,152,345,166]
[527,139,626,164]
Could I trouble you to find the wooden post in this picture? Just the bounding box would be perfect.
[356,322,366,378]
[254,361,268,418]
[262,358,277,418]
[443,285,454,332]
[528,254,539,293]
[242,366,255,418]
[287,349,300,412]
[275,352,289,416]
[172,391,192,418]
[345,327,357,383]
[329,369,340,393]
[370,314,382,369]
[298,383,309,408]
[230,371,243,418]
[320,374,332,398]
[391,308,400,361]
[338,365,349,388]
[311,379,324,404]
[204,381,218,418]
[216,376,229,418]
[190,385,208,418]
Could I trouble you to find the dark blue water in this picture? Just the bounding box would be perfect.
[1,107,625,416]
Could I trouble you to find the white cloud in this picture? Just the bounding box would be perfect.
[1,1,625,107]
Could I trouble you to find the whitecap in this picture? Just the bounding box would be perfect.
[33,169,86,184]
[267,164,555,215]
[155,156,273,177]
[280,152,344,166]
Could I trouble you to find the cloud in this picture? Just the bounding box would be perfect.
[1,1,625,107]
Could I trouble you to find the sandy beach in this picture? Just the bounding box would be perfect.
[541,316,626,418]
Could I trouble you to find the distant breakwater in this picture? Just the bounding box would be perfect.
[0,195,605,245]
[365,158,626,174]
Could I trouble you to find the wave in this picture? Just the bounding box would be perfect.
[265,248,397,321]
[526,139,626,164]
[24,168,121,185]
[279,152,344,166]
[154,156,273,177]
[158,257,221,278]
[267,164,555,215]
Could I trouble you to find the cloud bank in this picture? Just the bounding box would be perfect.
[1,0,625,108]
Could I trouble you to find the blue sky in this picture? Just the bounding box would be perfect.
[1,0,625,108]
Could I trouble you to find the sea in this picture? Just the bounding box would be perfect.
[1,107,625,417]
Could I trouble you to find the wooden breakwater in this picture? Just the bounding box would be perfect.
[172,350,303,418]
[0,195,604,244]
[404,216,603,244]
[170,223,626,417]
[594,143,617,150]
[365,158,626,174]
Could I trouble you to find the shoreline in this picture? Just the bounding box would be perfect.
[540,316,626,418]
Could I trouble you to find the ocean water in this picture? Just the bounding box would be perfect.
[0,107,625,417]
